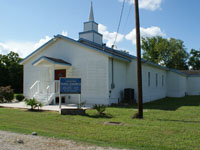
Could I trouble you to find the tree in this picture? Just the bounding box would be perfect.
[120,50,130,54]
[141,36,189,70]
[0,52,23,93]
[188,49,200,70]
[0,54,8,86]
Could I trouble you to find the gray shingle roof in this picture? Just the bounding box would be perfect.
[179,70,200,75]
[44,56,71,65]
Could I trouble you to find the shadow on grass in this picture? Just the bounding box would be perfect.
[143,96,200,111]
[25,109,45,112]
[157,119,200,124]
[109,96,200,111]
[84,113,113,119]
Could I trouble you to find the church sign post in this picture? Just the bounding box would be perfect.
[59,78,81,112]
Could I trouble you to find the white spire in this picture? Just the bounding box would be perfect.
[79,1,102,45]
[89,1,94,21]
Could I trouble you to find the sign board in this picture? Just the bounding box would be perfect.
[60,78,81,94]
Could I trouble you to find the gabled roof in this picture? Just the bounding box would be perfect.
[32,56,71,66]
[78,38,173,72]
[20,38,57,64]
[19,34,196,77]
[78,38,133,60]
[20,34,131,65]
[44,56,71,65]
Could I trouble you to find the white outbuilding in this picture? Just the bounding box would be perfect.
[20,3,200,105]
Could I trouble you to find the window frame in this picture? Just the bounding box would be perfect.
[156,73,158,87]
[148,72,150,87]
[162,75,164,87]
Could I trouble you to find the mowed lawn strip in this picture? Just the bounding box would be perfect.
[0,96,200,150]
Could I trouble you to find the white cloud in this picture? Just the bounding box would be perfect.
[0,41,35,58]
[125,26,166,44]
[0,37,50,58]
[33,36,51,50]
[0,31,67,58]
[0,43,11,55]
[120,0,163,11]
[99,24,124,47]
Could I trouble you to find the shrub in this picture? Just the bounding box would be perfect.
[16,94,25,101]
[77,101,86,109]
[0,92,3,103]
[93,104,106,115]
[24,98,43,110]
[0,86,14,103]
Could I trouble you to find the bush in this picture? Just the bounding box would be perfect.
[93,104,106,115]
[24,98,43,110]
[77,101,86,109]
[0,86,14,103]
[16,94,25,101]
[0,92,3,103]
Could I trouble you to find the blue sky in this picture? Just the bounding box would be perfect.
[0,0,199,58]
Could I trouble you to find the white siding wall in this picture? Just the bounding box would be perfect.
[24,39,109,105]
[166,72,187,97]
[125,59,137,99]
[142,64,167,103]
[79,32,93,42]
[79,32,102,45]
[24,38,200,105]
[125,60,167,103]
[24,64,50,98]
[108,58,127,104]
[93,33,102,45]
[84,22,98,32]
[187,76,200,95]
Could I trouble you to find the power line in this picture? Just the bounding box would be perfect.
[112,0,126,48]
[122,4,133,32]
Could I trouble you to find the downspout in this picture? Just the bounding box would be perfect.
[111,45,115,89]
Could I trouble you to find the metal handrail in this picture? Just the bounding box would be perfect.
[30,80,60,105]
[30,80,40,89]
[46,85,50,90]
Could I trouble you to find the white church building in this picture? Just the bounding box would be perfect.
[20,3,200,105]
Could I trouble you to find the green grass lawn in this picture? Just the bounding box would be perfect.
[0,96,200,150]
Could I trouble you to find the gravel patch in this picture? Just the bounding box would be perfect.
[0,130,130,150]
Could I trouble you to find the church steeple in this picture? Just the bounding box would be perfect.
[89,2,94,21]
[79,2,103,45]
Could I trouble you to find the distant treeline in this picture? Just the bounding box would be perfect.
[0,52,23,93]
[142,36,200,70]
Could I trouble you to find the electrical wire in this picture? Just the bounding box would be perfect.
[112,0,126,48]
[122,4,133,32]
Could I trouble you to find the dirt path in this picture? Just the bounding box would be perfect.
[0,130,129,150]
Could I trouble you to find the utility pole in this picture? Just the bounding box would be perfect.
[134,0,143,118]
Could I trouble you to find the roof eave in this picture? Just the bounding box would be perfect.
[20,38,57,65]
[32,56,72,67]
[56,35,131,62]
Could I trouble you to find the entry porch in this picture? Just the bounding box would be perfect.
[29,56,76,105]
